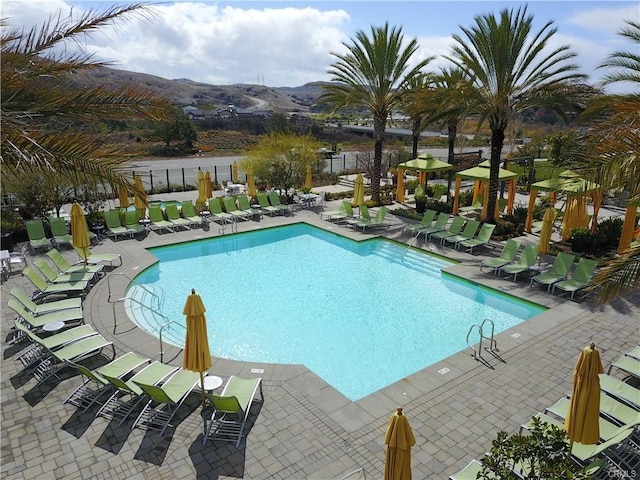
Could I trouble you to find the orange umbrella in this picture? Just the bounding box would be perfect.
[118,186,129,209]
[196,171,207,209]
[183,288,212,407]
[133,175,147,218]
[396,169,405,203]
[564,343,604,447]
[617,204,638,254]
[205,170,213,198]
[247,166,257,197]
[304,164,313,190]
[384,407,415,480]
[71,202,90,265]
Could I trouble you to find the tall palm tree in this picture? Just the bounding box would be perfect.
[1,4,171,193]
[447,6,586,222]
[400,73,437,159]
[318,23,431,203]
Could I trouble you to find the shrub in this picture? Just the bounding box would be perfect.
[593,217,623,253]
[493,219,518,239]
[571,227,594,254]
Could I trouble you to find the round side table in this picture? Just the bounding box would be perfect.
[42,321,65,333]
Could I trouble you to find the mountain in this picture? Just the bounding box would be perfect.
[69,67,328,113]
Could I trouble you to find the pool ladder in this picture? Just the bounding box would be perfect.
[466,318,501,364]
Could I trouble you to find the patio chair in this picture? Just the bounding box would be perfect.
[8,298,83,331]
[104,209,132,240]
[164,204,190,230]
[459,194,483,214]
[345,204,371,227]
[599,374,640,409]
[351,207,388,232]
[209,197,235,223]
[222,196,251,222]
[529,251,576,291]
[498,244,539,282]
[23,266,89,301]
[571,427,636,466]
[480,239,521,273]
[203,375,263,447]
[321,200,353,223]
[458,223,496,253]
[430,184,448,201]
[607,355,640,381]
[180,200,203,227]
[551,257,599,299]
[25,219,52,254]
[48,216,73,248]
[338,467,367,480]
[256,193,280,216]
[415,212,450,241]
[132,369,202,436]
[448,459,484,480]
[46,248,105,276]
[431,216,466,244]
[148,205,174,233]
[124,209,147,236]
[33,257,96,285]
[73,247,122,268]
[237,195,261,220]
[402,209,437,235]
[267,191,292,216]
[10,286,82,315]
[442,219,481,248]
[64,352,150,412]
[97,361,180,425]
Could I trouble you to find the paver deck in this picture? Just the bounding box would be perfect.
[2,193,638,479]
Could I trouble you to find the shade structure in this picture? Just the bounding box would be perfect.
[71,202,90,264]
[133,175,147,217]
[384,407,415,480]
[196,171,207,209]
[247,166,257,197]
[205,170,213,198]
[398,154,452,190]
[305,164,313,190]
[232,160,238,183]
[564,343,604,446]
[183,289,212,406]
[118,186,129,209]
[352,174,365,207]
[538,207,556,258]
[396,168,405,203]
[617,204,638,254]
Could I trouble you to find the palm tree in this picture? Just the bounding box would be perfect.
[447,6,586,222]
[400,73,437,159]
[318,23,431,203]
[1,4,171,194]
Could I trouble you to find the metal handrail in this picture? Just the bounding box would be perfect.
[466,324,483,360]
[159,321,186,362]
[107,272,163,307]
[479,318,498,353]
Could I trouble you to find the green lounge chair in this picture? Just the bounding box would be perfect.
[64,352,150,412]
[148,205,174,233]
[267,191,292,215]
[203,375,263,447]
[256,193,280,216]
[402,209,437,234]
[124,209,147,236]
[431,216,466,244]
[626,346,640,360]
[321,200,351,222]
[222,196,251,222]
[498,244,538,282]
[46,248,104,276]
[132,369,202,436]
[180,200,203,226]
[430,184,448,201]
[571,427,635,466]
[607,355,640,380]
[104,209,131,240]
[23,266,88,301]
[25,219,52,254]
[165,203,192,230]
[415,212,450,240]
[459,194,483,213]
[458,223,496,253]
[448,459,489,480]
[10,286,82,314]
[48,216,73,248]
[552,257,598,299]
[480,239,521,273]
[599,374,640,408]
[443,219,481,248]
[530,251,576,291]
[73,247,122,268]
[209,197,235,223]
[8,298,83,330]
[33,258,95,285]
[345,204,371,227]
[351,206,388,232]
[237,195,261,220]
[15,321,97,367]
[97,361,180,425]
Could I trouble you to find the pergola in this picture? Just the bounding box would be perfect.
[396,154,452,203]
[452,164,518,219]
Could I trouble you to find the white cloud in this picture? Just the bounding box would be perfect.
[565,4,639,38]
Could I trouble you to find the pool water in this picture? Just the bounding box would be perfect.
[128,224,545,401]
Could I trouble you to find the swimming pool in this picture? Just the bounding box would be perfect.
[127,224,545,400]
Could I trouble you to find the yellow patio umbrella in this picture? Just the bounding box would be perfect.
[183,288,212,407]
[205,170,213,198]
[396,168,405,203]
[246,166,257,197]
[196,171,207,209]
[480,182,490,220]
[133,175,147,218]
[232,160,239,183]
[305,164,313,190]
[538,207,556,262]
[384,407,415,480]
[617,204,638,254]
[525,188,538,232]
[564,343,604,448]
[353,174,365,207]
[562,195,590,241]
[118,186,129,209]
[452,177,462,214]
[71,202,90,265]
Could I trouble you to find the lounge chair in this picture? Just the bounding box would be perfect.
[148,205,174,233]
[351,207,388,232]
[48,216,73,248]
[97,361,180,425]
[222,196,251,222]
[459,194,483,214]
[203,375,263,447]
[345,204,372,227]
[599,374,640,408]
[626,346,640,360]
[571,427,636,466]
[267,191,292,216]
[498,244,539,282]
[180,200,203,226]
[46,248,105,276]
[442,219,481,248]
[10,286,82,315]
[33,258,96,285]
[256,193,280,216]
[607,355,640,381]
[339,467,367,480]
[23,266,88,300]
[430,216,466,244]
[209,197,235,223]
[132,369,202,436]
[64,352,150,412]
[415,212,450,241]
[237,195,261,220]
[321,200,348,221]
[73,247,122,268]
[480,239,521,273]
[458,223,496,253]
[430,184,448,201]
[448,459,486,480]
[25,219,52,254]
[551,257,599,299]
[8,298,83,331]
[123,209,147,236]
[530,251,576,291]
[402,209,437,235]
[164,203,191,230]
[104,209,132,240]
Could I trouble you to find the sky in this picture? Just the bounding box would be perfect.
[2,0,638,92]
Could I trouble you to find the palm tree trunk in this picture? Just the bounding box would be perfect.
[372,117,385,204]
[412,118,421,159]
[487,128,505,223]
[446,122,457,200]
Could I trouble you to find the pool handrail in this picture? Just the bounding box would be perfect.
[159,321,187,363]
[106,272,165,333]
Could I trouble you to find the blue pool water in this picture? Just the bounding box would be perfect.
[127,224,545,400]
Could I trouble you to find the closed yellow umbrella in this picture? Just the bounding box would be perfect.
[538,207,556,262]
[352,174,365,207]
[118,186,129,209]
[305,164,313,190]
[133,175,147,218]
[396,168,405,203]
[565,343,604,448]
[562,196,578,241]
[196,171,207,209]
[232,161,238,183]
[384,407,415,480]
[205,170,213,198]
[71,202,90,265]
[247,166,257,197]
[183,288,212,407]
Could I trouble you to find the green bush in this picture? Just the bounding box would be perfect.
[571,227,594,254]
[593,217,623,253]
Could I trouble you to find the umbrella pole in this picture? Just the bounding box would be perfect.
[200,371,206,407]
